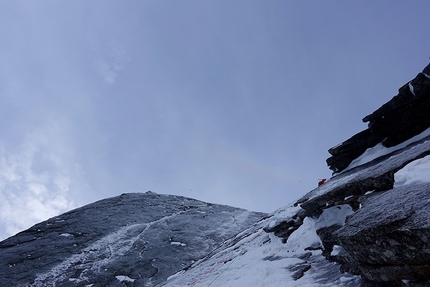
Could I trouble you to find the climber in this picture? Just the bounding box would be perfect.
[318,178,326,186]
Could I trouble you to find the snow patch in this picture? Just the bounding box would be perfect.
[315,205,353,229]
[345,127,430,171]
[394,154,430,187]
[116,275,135,282]
[408,82,415,95]
[265,203,302,230]
[285,216,321,253]
[331,245,344,256]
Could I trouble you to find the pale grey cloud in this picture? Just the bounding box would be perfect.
[96,42,130,85]
[0,125,75,240]
[1,0,430,240]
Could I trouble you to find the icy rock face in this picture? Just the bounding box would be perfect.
[327,63,430,173]
[0,192,266,287]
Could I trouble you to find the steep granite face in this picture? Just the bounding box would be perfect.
[0,192,266,287]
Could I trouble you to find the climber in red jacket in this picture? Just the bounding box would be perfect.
[318,178,326,186]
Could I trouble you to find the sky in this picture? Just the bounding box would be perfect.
[0,1,430,240]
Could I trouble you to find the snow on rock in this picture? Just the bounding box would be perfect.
[314,205,353,229]
[116,275,135,282]
[345,127,430,172]
[264,203,302,231]
[394,154,430,187]
[409,81,416,95]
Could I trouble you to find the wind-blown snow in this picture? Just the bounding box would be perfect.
[344,127,430,172]
[394,154,430,187]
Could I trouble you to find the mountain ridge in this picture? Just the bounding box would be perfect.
[0,192,266,286]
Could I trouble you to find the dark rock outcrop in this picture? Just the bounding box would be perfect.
[327,63,430,173]
[262,207,306,242]
[327,129,382,174]
[0,192,266,287]
[335,183,430,282]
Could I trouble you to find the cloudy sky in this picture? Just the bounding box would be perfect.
[0,1,429,240]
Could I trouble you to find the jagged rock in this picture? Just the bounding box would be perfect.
[316,224,342,258]
[359,277,406,287]
[335,183,430,282]
[363,67,430,124]
[359,264,430,283]
[263,208,306,241]
[327,63,430,173]
[0,192,266,287]
[289,262,311,280]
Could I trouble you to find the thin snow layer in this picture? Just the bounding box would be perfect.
[163,205,359,287]
[394,154,430,187]
[345,127,430,172]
